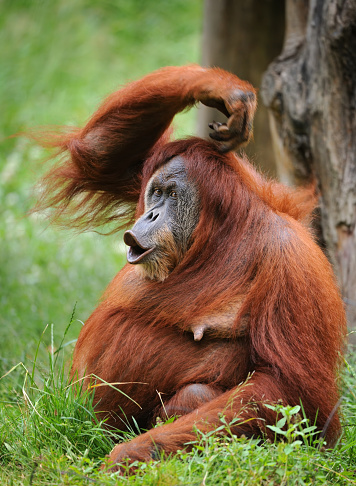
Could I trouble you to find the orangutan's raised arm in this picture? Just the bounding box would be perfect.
[33,65,256,230]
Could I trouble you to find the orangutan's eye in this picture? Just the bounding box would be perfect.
[170,191,177,198]
[153,188,162,197]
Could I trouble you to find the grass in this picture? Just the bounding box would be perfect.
[0,335,355,485]
[1,0,355,484]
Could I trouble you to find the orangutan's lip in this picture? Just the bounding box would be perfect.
[124,230,154,264]
[127,245,154,264]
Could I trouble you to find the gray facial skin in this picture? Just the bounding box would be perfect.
[124,157,200,281]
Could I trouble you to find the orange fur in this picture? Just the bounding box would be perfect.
[32,66,346,469]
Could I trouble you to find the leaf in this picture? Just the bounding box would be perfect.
[266,425,286,436]
[276,417,287,428]
[4,442,14,452]
[264,403,277,411]
[302,426,318,434]
[284,440,302,455]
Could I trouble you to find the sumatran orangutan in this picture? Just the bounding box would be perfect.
[34,65,346,469]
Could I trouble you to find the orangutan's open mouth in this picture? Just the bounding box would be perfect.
[124,230,154,264]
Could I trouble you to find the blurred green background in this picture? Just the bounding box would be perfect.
[0,0,202,369]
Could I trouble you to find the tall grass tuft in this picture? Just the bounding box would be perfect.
[0,313,114,477]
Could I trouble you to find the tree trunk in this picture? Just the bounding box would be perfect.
[261,0,356,337]
[198,0,285,175]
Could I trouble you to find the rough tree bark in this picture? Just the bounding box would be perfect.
[198,0,285,175]
[261,0,356,336]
